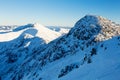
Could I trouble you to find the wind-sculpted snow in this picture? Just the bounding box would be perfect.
[0,15,120,80]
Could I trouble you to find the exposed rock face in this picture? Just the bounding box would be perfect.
[1,15,120,80]
[69,15,120,41]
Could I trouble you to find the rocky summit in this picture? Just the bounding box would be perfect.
[0,15,120,80]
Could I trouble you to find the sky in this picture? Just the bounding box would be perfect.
[0,0,120,26]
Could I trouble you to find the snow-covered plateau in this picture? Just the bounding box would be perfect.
[0,15,120,80]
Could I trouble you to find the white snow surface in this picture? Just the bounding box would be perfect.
[0,30,24,42]
[33,23,61,43]
[0,15,120,80]
[0,23,61,43]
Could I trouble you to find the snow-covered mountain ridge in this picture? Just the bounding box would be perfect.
[0,23,62,80]
[69,15,120,41]
[0,15,120,80]
[0,23,61,43]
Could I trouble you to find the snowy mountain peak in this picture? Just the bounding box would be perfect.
[68,15,120,42]
[33,23,44,27]
[74,15,114,29]
[75,15,112,28]
[75,15,99,28]
[1,15,120,80]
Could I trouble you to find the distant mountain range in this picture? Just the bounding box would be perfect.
[0,15,120,80]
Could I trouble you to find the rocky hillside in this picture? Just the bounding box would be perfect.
[0,15,120,80]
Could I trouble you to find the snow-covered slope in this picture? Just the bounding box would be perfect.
[0,23,61,43]
[1,15,120,80]
[0,23,62,80]
[33,24,61,43]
